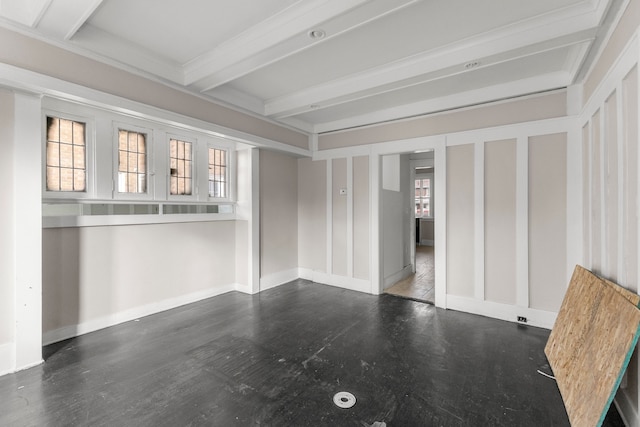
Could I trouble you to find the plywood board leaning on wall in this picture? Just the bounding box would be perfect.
[545,265,640,427]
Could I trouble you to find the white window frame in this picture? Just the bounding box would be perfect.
[167,134,197,201]
[113,122,154,201]
[42,109,95,200]
[206,140,235,203]
[415,172,434,219]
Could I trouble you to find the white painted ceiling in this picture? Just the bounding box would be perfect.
[0,0,622,134]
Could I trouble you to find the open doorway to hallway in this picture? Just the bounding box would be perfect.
[385,152,435,304]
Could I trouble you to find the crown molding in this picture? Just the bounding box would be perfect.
[313,73,569,134]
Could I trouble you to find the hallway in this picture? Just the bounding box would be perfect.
[385,245,435,303]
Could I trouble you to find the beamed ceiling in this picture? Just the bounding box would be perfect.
[0,0,624,134]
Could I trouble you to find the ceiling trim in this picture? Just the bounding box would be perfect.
[184,0,417,89]
[264,3,602,119]
[63,0,104,40]
[313,73,570,134]
[0,0,51,27]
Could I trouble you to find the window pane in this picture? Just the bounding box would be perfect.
[118,130,147,194]
[46,142,60,167]
[73,122,85,146]
[60,168,74,191]
[208,148,227,198]
[74,169,86,192]
[47,167,60,191]
[59,119,73,144]
[46,116,86,192]
[73,145,85,169]
[169,139,192,195]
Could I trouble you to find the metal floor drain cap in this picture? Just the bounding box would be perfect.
[333,391,356,409]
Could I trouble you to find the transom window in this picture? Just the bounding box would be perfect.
[169,138,193,195]
[208,148,227,198]
[46,116,86,192]
[118,129,147,193]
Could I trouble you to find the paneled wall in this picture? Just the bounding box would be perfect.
[580,27,640,421]
[445,128,570,326]
[298,155,371,292]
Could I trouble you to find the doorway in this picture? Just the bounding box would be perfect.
[385,153,435,304]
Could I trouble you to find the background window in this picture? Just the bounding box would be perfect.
[208,148,227,198]
[169,139,192,195]
[118,130,147,193]
[46,116,86,192]
[415,177,431,217]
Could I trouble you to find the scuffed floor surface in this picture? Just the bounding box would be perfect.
[0,280,625,426]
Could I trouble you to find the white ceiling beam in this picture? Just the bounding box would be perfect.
[313,72,571,134]
[0,0,51,27]
[184,0,418,89]
[264,3,602,119]
[35,0,104,40]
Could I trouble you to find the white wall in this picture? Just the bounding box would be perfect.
[382,154,412,288]
[0,89,15,374]
[259,149,299,289]
[42,221,238,344]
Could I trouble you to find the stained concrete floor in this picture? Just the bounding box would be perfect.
[386,245,435,303]
[0,280,625,426]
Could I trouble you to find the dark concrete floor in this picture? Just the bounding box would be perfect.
[0,280,625,426]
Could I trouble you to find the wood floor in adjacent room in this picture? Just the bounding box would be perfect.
[386,245,435,303]
[0,280,624,426]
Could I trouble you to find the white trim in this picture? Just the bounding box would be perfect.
[0,342,15,377]
[599,99,607,276]
[259,269,300,291]
[583,32,639,120]
[446,295,557,330]
[249,148,261,294]
[326,160,333,275]
[370,154,382,295]
[42,283,237,346]
[616,81,626,285]
[474,141,485,301]
[566,122,583,284]
[299,268,371,294]
[516,136,529,308]
[347,156,354,278]
[14,92,43,371]
[42,213,236,228]
[434,138,447,309]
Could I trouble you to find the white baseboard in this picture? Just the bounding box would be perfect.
[615,387,638,427]
[384,265,413,289]
[0,342,15,377]
[299,268,371,293]
[446,295,557,330]
[43,283,237,346]
[234,283,256,295]
[260,268,299,291]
